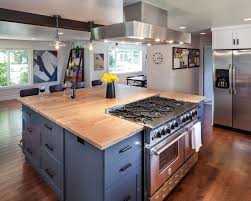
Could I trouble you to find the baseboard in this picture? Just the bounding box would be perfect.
[0,94,19,102]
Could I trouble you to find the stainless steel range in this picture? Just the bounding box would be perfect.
[107,95,202,201]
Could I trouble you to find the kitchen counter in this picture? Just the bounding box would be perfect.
[19,84,204,150]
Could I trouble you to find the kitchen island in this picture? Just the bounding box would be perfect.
[19,84,204,201]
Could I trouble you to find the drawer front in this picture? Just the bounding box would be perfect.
[41,147,63,192]
[22,106,34,130]
[105,149,142,188]
[105,133,142,166]
[23,129,40,167]
[41,117,63,163]
[105,167,142,201]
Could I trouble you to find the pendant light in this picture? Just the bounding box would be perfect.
[86,21,95,51]
[49,15,65,50]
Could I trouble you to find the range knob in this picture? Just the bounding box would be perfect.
[189,114,193,120]
[156,131,162,138]
[170,123,175,129]
[175,122,179,127]
[181,116,186,123]
[165,128,171,134]
[161,129,166,136]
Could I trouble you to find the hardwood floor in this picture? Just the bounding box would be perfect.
[0,100,58,201]
[0,100,251,201]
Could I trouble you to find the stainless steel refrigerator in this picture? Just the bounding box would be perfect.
[213,49,251,132]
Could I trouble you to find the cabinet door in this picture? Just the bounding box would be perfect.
[105,166,142,201]
[236,28,251,49]
[212,30,235,49]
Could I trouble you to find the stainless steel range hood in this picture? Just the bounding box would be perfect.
[91,2,191,45]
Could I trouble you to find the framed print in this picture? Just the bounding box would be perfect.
[188,49,200,68]
[33,50,58,83]
[172,47,189,70]
[94,53,104,71]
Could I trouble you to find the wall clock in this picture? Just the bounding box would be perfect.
[152,52,164,64]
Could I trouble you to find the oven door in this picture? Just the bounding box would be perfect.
[147,126,194,196]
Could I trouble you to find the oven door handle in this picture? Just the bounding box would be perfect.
[151,128,189,156]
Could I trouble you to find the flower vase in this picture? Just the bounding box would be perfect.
[106,82,116,98]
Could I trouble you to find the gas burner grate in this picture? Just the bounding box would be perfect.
[107,96,189,126]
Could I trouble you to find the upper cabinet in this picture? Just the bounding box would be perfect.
[212,25,251,50]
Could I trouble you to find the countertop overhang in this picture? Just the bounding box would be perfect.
[19,84,205,150]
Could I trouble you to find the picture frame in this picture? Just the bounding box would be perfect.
[188,49,200,68]
[94,53,105,71]
[172,47,189,70]
[33,50,58,83]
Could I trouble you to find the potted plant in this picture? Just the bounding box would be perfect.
[102,72,119,98]
[74,46,80,58]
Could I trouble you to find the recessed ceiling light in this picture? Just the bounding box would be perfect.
[147,43,151,46]
[243,18,251,21]
[179,26,187,29]
[155,38,161,42]
[58,32,64,35]
[179,41,184,45]
[168,40,174,44]
[200,32,206,35]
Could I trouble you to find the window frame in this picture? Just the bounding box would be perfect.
[108,47,144,74]
[0,48,32,90]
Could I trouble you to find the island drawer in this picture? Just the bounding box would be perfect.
[41,147,63,199]
[40,117,64,163]
[22,106,34,130]
[105,132,142,165]
[105,166,142,201]
[105,149,142,188]
[22,130,40,169]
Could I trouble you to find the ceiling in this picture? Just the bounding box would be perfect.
[142,0,251,32]
[0,0,250,37]
[0,21,90,42]
[0,0,124,25]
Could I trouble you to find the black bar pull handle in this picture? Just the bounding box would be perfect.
[27,147,32,155]
[233,39,236,45]
[45,168,54,178]
[119,145,132,154]
[77,136,85,145]
[124,195,132,201]
[119,163,132,172]
[27,127,32,133]
[45,143,54,151]
[44,124,53,131]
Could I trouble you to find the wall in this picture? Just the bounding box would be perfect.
[147,35,202,95]
[74,41,147,87]
[0,39,71,101]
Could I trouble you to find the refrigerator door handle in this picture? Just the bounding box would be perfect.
[229,64,233,94]
[233,65,237,94]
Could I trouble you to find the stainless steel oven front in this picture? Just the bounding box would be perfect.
[146,121,196,196]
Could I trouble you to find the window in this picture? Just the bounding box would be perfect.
[108,48,143,73]
[0,49,30,87]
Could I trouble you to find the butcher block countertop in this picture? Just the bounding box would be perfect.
[19,84,205,150]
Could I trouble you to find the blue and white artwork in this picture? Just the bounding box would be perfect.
[33,50,58,83]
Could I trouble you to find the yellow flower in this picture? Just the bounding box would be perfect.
[102,72,119,83]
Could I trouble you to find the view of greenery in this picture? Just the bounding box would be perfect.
[108,48,143,73]
[0,62,7,86]
[0,49,29,87]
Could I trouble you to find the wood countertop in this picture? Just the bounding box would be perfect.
[19,84,205,150]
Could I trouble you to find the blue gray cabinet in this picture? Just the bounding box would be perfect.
[65,130,143,201]
[22,105,40,170]
[22,105,64,200]
[22,105,143,201]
